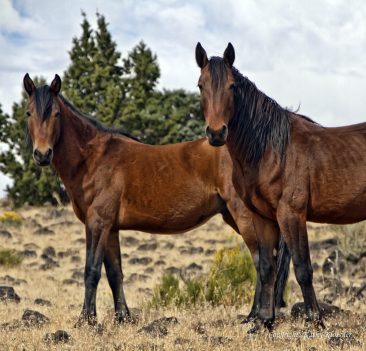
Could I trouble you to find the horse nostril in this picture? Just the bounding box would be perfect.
[33,149,41,159]
[205,126,212,138]
[220,125,228,137]
[45,148,52,159]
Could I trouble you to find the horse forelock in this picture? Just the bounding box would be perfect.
[34,85,54,122]
[208,56,228,89]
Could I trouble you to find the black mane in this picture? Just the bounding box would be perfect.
[207,58,317,165]
[31,85,139,142]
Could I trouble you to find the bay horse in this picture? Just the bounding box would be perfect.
[195,42,366,331]
[23,74,289,326]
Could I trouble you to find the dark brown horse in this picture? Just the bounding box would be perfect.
[23,74,289,326]
[195,42,366,331]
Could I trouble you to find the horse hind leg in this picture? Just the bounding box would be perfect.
[104,231,131,324]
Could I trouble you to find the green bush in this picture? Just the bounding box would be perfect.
[0,249,23,267]
[334,222,366,260]
[150,247,256,309]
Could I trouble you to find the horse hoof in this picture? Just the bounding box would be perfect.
[246,319,273,334]
[74,316,97,328]
[115,314,136,325]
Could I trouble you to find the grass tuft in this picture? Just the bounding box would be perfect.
[0,248,23,267]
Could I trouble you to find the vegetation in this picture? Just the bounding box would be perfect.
[0,211,23,226]
[150,247,256,309]
[0,12,203,207]
[0,249,22,267]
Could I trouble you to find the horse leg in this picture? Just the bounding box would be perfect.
[221,205,262,322]
[77,214,112,326]
[249,214,280,333]
[277,205,324,328]
[104,231,131,323]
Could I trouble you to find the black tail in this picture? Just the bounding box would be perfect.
[274,235,291,309]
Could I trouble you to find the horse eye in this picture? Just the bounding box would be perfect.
[55,111,61,118]
[230,83,236,90]
[198,84,203,91]
[26,111,31,117]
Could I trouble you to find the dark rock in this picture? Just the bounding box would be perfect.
[25,218,41,229]
[62,279,79,285]
[128,257,152,266]
[34,298,52,307]
[174,337,190,345]
[19,249,37,258]
[126,274,149,284]
[58,248,79,258]
[327,333,360,349]
[22,309,50,327]
[0,286,20,303]
[202,335,233,346]
[144,267,154,274]
[0,275,27,285]
[33,227,55,236]
[0,229,12,239]
[154,260,166,266]
[23,243,39,250]
[163,242,174,250]
[165,266,180,274]
[71,255,81,263]
[186,263,203,271]
[122,236,139,247]
[291,302,341,319]
[71,271,84,280]
[42,246,56,257]
[43,330,72,344]
[205,248,216,256]
[179,246,204,255]
[137,241,158,251]
[138,317,178,337]
[309,238,337,250]
[192,321,206,335]
[40,257,59,270]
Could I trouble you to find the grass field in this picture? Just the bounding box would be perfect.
[0,203,364,350]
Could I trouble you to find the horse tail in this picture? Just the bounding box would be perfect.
[274,235,291,309]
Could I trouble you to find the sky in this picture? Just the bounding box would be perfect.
[1,0,366,196]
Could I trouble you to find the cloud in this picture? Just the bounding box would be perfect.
[1,0,366,195]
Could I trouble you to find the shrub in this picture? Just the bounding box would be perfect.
[0,211,23,226]
[0,249,22,267]
[150,247,255,309]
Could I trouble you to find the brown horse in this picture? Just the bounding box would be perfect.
[195,42,366,331]
[23,74,289,326]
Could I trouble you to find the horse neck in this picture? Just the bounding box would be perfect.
[52,102,98,187]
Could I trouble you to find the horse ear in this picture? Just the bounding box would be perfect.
[195,42,208,68]
[23,73,36,96]
[223,42,235,67]
[50,74,61,95]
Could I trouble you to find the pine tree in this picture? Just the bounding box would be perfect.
[62,12,97,115]
[0,78,66,207]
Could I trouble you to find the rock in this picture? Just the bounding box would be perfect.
[327,333,360,349]
[0,286,20,303]
[165,266,180,274]
[137,241,158,251]
[71,255,81,263]
[0,275,27,285]
[174,337,190,346]
[23,243,40,250]
[186,263,203,271]
[0,229,12,239]
[138,317,178,337]
[154,260,166,266]
[291,302,341,319]
[42,246,56,258]
[33,227,55,236]
[122,236,139,247]
[192,321,206,335]
[144,267,154,274]
[22,309,50,327]
[163,242,174,250]
[126,274,149,284]
[19,249,37,258]
[71,271,84,280]
[34,298,52,307]
[58,248,79,258]
[73,238,85,245]
[128,257,152,266]
[43,330,72,344]
[40,257,59,270]
[62,279,79,285]
[205,248,216,256]
[309,238,337,250]
[179,246,204,255]
[202,336,233,346]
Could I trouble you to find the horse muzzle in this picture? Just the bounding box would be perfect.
[205,125,228,147]
[33,148,53,166]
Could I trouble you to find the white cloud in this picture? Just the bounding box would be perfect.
[1,0,366,196]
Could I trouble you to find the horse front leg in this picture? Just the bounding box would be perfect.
[76,216,112,327]
[249,214,280,333]
[104,231,131,324]
[277,203,324,328]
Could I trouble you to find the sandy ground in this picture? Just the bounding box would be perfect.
[0,204,364,350]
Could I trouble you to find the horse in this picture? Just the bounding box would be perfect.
[23,73,290,326]
[195,42,366,331]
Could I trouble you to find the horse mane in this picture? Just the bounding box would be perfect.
[31,85,140,142]
[207,58,317,165]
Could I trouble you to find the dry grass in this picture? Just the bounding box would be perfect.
[0,204,364,350]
